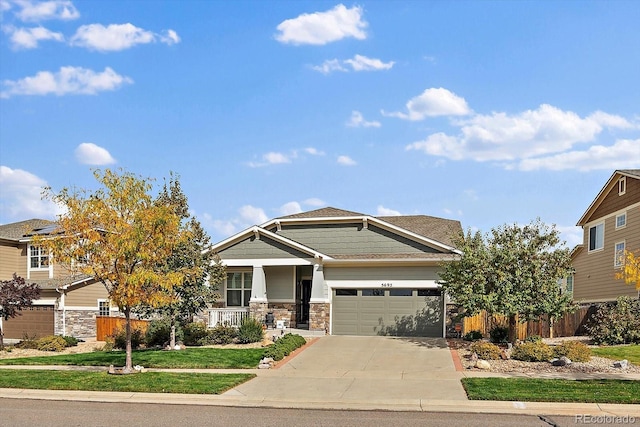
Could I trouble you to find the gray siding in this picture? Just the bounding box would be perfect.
[277,223,439,256]
[219,235,310,259]
[265,266,295,300]
[325,266,441,282]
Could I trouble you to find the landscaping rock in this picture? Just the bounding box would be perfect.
[475,359,491,370]
[258,363,271,369]
[613,359,629,369]
[551,356,572,366]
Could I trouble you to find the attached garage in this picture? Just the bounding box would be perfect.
[2,305,55,339]
[332,288,443,336]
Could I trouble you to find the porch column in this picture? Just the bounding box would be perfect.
[309,263,329,333]
[250,266,268,303]
[310,263,326,303]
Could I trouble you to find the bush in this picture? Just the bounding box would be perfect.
[34,335,67,352]
[463,330,483,341]
[553,340,591,362]
[263,333,306,361]
[183,322,210,346]
[489,326,509,344]
[469,341,501,360]
[237,317,264,344]
[512,341,554,362]
[524,335,543,343]
[145,319,183,347]
[586,296,640,345]
[61,336,81,347]
[207,323,238,345]
[110,327,144,350]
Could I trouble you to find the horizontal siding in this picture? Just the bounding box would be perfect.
[220,235,309,259]
[265,266,295,300]
[66,281,108,306]
[0,244,21,279]
[279,223,439,256]
[325,266,441,282]
[590,176,640,221]
[573,205,640,302]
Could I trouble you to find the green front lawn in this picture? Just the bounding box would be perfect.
[0,369,254,394]
[0,347,266,369]
[592,344,640,365]
[462,378,640,404]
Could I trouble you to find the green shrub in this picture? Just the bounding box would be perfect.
[263,333,306,361]
[15,334,39,349]
[183,322,210,346]
[34,335,67,352]
[489,326,509,344]
[463,330,483,341]
[512,341,554,362]
[237,317,264,344]
[145,319,183,347]
[524,335,543,343]
[61,336,81,347]
[111,327,144,350]
[586,296,640,345]
[553,340,591,362]
[207,323,238,345]
[469,341,501,360]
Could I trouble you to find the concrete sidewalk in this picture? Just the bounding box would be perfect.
[1,335,639,417]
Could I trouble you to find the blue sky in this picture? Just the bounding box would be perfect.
[1,0,639,248]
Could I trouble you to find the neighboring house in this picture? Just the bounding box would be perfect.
[211,207,462,337]
[0,219,110,339]
[572,170,640,303]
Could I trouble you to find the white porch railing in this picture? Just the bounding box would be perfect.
[208,308,250,327]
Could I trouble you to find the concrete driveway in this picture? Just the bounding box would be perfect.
[225,336,468,405]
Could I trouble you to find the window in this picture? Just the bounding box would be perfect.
[561,276,573,294]
[588,223,604,251]
[98,300,110,316]
[335,289,357,296]
[418,289,442,297]
[361,289,384,296]
[226,272,252,307]
[389,289,412,297]
[616,213,627,229]
[29,246,49,269]
[615,241,626,267]
[618,177,626,195]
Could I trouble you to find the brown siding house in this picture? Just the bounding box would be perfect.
[572,170,640,303]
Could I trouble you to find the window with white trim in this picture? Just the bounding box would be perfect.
[98,300,110,316]
[226,272,252,307]
[588,223,604,251]
[616,213,627,229]
[565,275,573,293]
[618,177,626,195]
[29,246,49,269]
[615,242,626,268]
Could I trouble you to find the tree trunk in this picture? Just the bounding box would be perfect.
[124,307,133,373]
[170,316,176,349]
[508,314,518,344]
[549,317,555,339]
[0,326,4,351]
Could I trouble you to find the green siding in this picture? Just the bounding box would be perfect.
[219,235,310,259]
[278,223,440,256]
[265,266,295,300]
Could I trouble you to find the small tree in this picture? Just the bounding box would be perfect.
[0,274,40,350]
[439,219,575,343]
[616,249,640,290]
[36,169,193,373]
[137,175,225,348]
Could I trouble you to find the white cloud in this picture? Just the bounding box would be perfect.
[337,155,356,166]
[304,147,325,156]
[264,152,290,164]
[312,54,393,74]
[70,23,180,51]
[239,205,268,224]
[248,148,327,167]
[0,166,62,219]
[12,0,79,22]
[556,225,583,248]
[346,110,380,128]
[4,25,64,49]
[74,143,116,165]
[280,201,302,216]
[275,4,367,45]
[377,205,401,216]
[303,198,325,207]
[383,88,471,120]
[406,104,636,164]
[515,138,640,172]
[1,66,133,98]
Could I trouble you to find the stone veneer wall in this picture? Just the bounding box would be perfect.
[309,302,329,333]
[55,310,99,339]
[249,302,297,328]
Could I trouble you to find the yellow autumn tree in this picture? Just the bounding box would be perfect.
[617,250,640,290]
[36,169,192,373]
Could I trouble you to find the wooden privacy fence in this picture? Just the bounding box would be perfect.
[461,305,596,340]
[96,316,149,341]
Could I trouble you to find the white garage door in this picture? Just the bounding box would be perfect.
[332,288,443,337]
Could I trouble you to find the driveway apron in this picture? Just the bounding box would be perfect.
[226,336,468,404]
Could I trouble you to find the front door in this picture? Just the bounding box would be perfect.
[296,279,312,327]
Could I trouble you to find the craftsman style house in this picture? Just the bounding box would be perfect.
[0,219,109,339]
[572,170,640,303]
[210,207,462,336]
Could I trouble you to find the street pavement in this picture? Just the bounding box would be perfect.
[1,335,639,417]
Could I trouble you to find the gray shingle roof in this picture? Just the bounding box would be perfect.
[620,169,640,178]
[277,207,366,219]
[0,219,54,240]
[376,215,462,248]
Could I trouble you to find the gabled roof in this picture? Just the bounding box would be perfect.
[277,207,365,219]
[29,274,94,290]
[0,219,54,241]
[377,215,460,248]
[577,169,640,226]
